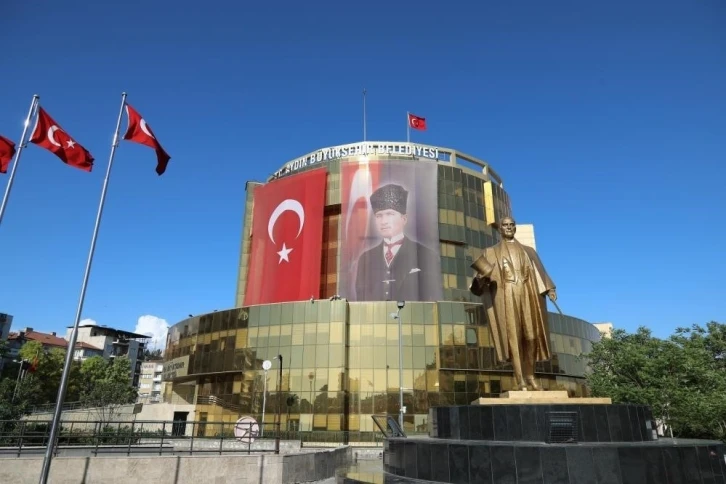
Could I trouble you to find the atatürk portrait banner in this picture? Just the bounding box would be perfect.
[340,160,442,302]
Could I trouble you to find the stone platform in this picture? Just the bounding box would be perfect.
[431,403,654,442]
[377,436,726,484]
[337,392,726,483]
[472,390,612,405]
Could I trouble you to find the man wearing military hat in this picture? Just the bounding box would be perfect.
[355,183,441,301]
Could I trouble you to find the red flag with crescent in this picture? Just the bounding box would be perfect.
[408,113,427,131]
[122,103,171,175]
[244,168,327,306]
[30,107,94,172]
[0,134,16,174]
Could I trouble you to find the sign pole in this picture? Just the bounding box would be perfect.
[261,359,272,437]
[406,112,410,143]
[274,354,283,454]
[363,89,367,142]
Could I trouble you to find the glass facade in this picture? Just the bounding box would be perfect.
[171,146,602,435]
[165,302,598,434]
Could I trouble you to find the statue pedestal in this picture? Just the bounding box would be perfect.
[341,398,726,483]
[471,390,613,405]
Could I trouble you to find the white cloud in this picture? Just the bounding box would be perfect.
[80,318,98,326]
[134,315,169,349]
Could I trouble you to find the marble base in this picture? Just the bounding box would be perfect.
[472,390,612,405]
[372,437,726,484]
[430,404,657,443]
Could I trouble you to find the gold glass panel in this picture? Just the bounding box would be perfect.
[329,322,344,344]
[386,325,397,345]
[292,325,304,345]
[235,329,248,348]
[329,345,344,368]
[374,346,387,369]
[483,181,495,225]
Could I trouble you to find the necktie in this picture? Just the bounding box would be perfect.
[385,240,403,265]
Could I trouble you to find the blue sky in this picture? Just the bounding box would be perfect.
[1,0,724,343]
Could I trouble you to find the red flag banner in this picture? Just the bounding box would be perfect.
[122,104,171,175]
[244,168,327,306]
[408,113,427,131]
[0,134,16,174]
[30,107,94,172]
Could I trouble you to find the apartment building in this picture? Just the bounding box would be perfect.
[138,360,164,402]
[68,324,150,387]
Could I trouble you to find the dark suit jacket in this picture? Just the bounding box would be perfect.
[355,236,442,301]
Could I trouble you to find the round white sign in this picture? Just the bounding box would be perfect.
[262,360,272,371]
[234,416,259,443]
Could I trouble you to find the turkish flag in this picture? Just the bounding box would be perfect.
[0,134,16,174]
[340,161,381,296]
[244,168,327,306]
[30,107,94,172]
[408,113,427,131]
[122,103,171,175]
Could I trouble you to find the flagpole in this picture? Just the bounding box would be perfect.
[406,111,410,143]
[362,88,367,142]
[0,95,40,227]
[38,92,128,484]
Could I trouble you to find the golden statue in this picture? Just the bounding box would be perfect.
[469,217,557,391]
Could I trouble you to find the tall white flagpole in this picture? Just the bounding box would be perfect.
[0,94,40,227]
[362,88,367,142]
[406,111,410,143]
[38,92,128,484]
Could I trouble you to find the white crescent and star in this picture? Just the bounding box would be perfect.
[267,199,305,264]
[140,119,155,139]
[47,125,76,149]
[47,126,61,147]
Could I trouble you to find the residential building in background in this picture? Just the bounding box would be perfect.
[0,313,12,341]
[3,327,106,368]
[68,324,150,387]
[0,312,13,370]
[138,360,165,402]
[593,322,614,339]
[71,342,105,361]
[4,328,69,364]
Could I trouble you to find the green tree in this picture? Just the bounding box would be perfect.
[15,341,81,404]
[80,356,137,422]
[143,348,163,360]
[585,322,726,441]
[79,356,110,392]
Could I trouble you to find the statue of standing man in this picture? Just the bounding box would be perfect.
[469,217,557,391]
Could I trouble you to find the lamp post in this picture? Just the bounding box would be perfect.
[392,301,406,430]
[273,355,283,454]
[261,360,271,437]
[12,359,28,402]
[308,371,315,431]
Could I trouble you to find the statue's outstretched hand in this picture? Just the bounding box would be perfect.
[547,289,557,302]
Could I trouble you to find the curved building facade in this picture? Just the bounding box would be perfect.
[163,141,600,434]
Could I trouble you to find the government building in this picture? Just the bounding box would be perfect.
[162,141,601,435]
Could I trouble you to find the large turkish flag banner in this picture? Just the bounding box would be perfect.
[244,168,327,306]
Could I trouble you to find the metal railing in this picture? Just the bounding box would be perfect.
[28,401,89,414]
[0,420,383,457]
[0,420,268,457]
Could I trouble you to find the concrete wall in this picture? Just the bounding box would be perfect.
[26,403,195,423]
[3,447,350,484]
